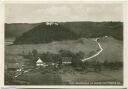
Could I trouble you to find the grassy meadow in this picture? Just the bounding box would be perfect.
[5,37,123,63]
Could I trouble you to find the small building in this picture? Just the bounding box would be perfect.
[62,57,72,65]
[46,22,59,26]
[105,36,108,38]
[36,57,48,67]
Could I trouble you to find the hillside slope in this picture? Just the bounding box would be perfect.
[86,37,123,63]
[61,22,123,40]
[14,23,79,44]
[5,23,39,38]
[6,37,123,62]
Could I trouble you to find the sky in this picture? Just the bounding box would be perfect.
[5,3,123,23]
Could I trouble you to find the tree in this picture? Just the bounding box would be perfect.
[59,49,75,58]
[76,51,85,59]
[31,49,39,65]
[32,49,38,57]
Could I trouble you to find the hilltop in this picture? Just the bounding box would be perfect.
[14,23,79,44]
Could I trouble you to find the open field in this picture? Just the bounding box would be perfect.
[59,66,123,85]
[5,37,123,63]
[7,65,123,85]
[16,71,63,85]
[5,38,98,61]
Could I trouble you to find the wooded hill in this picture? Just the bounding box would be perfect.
[5,21,123,44]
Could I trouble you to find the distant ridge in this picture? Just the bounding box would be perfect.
[5,23,39,38]
[5,21,123,44]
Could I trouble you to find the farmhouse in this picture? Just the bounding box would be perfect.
[36,57,48,67]
[62,57,72,65]
[105,36,108,38]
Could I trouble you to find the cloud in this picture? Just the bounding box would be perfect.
[5,4,123,23]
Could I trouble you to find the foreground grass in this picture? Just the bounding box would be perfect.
[59,66,123,85]
[12,65,123,85]
[15,68,64,85]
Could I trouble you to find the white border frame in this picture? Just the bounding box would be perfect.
[0,0,128,88]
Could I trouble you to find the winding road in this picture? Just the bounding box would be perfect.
[82,38,103,62]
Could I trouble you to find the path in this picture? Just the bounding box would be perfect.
[82,38,103,62]
[15,67,38,78]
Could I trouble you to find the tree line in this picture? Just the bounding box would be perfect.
[23,49,123,70]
